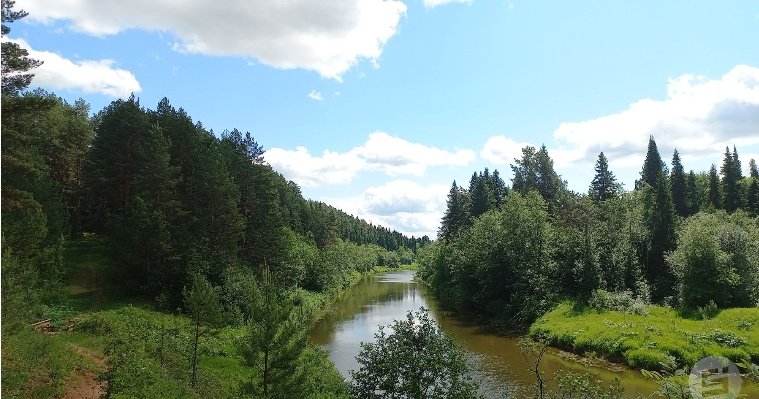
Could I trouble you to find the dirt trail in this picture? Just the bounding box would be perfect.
[62,344,107,399]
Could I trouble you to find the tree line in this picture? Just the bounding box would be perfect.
[1,2,424,323]
[421,137,759,327]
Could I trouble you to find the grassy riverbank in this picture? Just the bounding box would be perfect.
[529,301,759,371]
[2,235,415,398]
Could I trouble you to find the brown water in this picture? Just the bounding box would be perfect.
[310,270,664,398]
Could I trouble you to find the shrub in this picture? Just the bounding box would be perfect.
[589,289,648,315]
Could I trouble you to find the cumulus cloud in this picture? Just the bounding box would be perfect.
[480,136,535,165]
[552,65,759,169]
[266,131,475,187]
[307,90,324,101]
[20,0,407,80]
[328,180,449,238]
[6,38,140,98]
[424,0,472,8]
[265,146,362,187]
[355,132,475,175]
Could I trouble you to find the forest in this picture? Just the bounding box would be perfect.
[3,1,759,398]
[418,138,759,374]
[2,3,427,397]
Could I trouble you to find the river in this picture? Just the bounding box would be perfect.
[310,270,673,398]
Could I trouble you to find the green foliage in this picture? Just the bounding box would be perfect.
[668,211,759,308]
[530,302,759,371]
[240,268,308,398]
[642,170,677,301]
[439,181,469,241]
[639,136,665,189]
[183,273,224,387]
[589,152,618,201]
[588,289,648,316]
[670,150,688,217]
[721,146,743,213]
[1,1,42,95]
[350,308,480,399]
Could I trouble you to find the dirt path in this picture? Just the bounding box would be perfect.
[62,344,107,399]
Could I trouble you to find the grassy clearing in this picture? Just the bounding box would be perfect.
[530,301,759,371]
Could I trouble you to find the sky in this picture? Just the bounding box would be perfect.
[8,0,759,238]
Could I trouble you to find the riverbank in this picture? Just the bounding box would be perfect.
[529,301,759,371]
[2,236,416,398]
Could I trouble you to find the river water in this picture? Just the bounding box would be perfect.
[310,270,667,398]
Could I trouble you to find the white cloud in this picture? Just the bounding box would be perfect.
[328,180,449,238]
[265,146,362,187]
[21,0,407,80]
[307,90,324,101]
[355,131,475,176]
[424,0,472,8]
[266,131,475,187]
[6,38,140,98]
[480,136,534,165]
[552,65,759,169]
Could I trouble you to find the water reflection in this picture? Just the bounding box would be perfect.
[309,271,677,398]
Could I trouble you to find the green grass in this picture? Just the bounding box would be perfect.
[530,301,759,371]
[0,330,101,399]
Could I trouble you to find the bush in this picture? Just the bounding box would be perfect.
[589,289,648,315]
[669,211,759,308]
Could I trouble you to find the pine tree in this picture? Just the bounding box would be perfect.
[183,274,223,388]
[439,181,468,241]
[670,150,688,217]
[2,1,42,95]
[708,164,720,209]
[589,152,618,201]
[241,267,307,398]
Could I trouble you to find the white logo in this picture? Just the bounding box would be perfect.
[688,356,742,399]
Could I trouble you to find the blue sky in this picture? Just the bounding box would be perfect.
[9,0,759,237]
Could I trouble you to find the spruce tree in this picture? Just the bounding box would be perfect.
[708,164,720,209]
[721,146,742,212]
[589,152,618,201]
[470,176,493,219]
[670,150,688,217]
[439,181,468,241]
[643,170,677,302]
[686,171,699,215]
[748,159,759,216]
[640,136,665,189]
[490,169,507,206]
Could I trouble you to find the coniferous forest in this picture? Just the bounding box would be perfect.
[3,2,759,399]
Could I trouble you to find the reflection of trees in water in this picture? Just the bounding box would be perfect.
[323,277,421,325]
